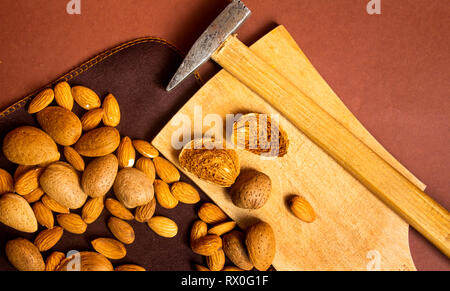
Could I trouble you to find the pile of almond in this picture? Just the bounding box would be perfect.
[0,82,199,271]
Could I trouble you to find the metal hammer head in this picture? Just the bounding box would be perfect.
[166,0,251,91]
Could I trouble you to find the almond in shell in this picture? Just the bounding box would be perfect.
[57,213,87,234]
[135,157,155,183]
[113,168,154,208]
[6,238,45,271]
[74,127,120,157]
[198,203,228,225]
[147,216,178,238]
[34,226,64,252]
[132,140,159,158]
[171,182,200,204]
[80,108,103,131]
[28,88,54,114]
[57,251,113,271]
[115,264,146,271]
[71,86,101,110]
[81,196,104,224]
[32,201,54,229]
[41,195,70,214]
[91,238,126,260]
[206,249,225,271]
[289,195,316,223]
[117,136,135,168]
[230,169,271,210]
[153,156,180,184]
[14,167,44,196]
[37,106,83,146]
[0,169,14,195]
[191,234,222,256]
[45,251,66,271]
[154,179,178,209]
[3,126,59,166]
[81,154,118,198]
[54,81,74,110]
[0,193,37,233]
[245,221,276,271]
[134,197,156,223]
[105,198,134,220]
[63,146,85,172]
[107,217,135,245]
[222,230,253,271]
[102,93,121,127]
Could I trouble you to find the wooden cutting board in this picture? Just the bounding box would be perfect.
[152,25,425,271]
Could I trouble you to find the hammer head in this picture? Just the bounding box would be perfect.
[166,0,251,91]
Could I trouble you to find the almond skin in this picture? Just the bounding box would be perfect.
[63,146,85,172]
[14,165,34,180]
[153,156,180,183]
[132,140,159,158]
[222,230,253,271]
[222,266,244,271]
[81,196,104,224]
[37,106,83,146]
[289,196,316,223]
[191,234,222,256]
[91,238,126,260]
[45,251,66,271]
[134,197,156,223]
[230,169,271,209]
[102,93,121,127]
[206,249,225,271]
[34,226,64,252]
[54,81,74,110]
[135,157,156,183]
[80,108,104,131]
[81,154,118,198]
[3,126,59,166]
[117,136,135,168]
[74,127,120,157]
[208,221,236,236]
[190,220,208,246]
[195,265,211,271]
[198,203,228,225]
[245,221,276,271]
[0,193,38,233]
[57,213,87,234]
[32,201,54,229]
[6,238,45,271]
[147,216,178,238]
[154,179,178,209]
[115,264,146,271]
[28,88,54,114]
[114,168,154,208]
[57,251,113,271]
[105,198,134,220]
[107,217,135,245]
[0,169,14,195]
[171,182,200,204]
[14,167,44,196]
[23,187,45,203]
[41,195,70,214]
[71,86,101,110]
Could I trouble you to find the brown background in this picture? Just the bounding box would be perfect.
[0,0,448,270]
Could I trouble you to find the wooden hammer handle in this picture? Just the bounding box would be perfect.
[212,35,450,257]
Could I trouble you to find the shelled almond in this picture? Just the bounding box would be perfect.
[34,226,64,252]
[105,198,134,220]
[80,108,104,131]
[32,201,54,229]
[0,169,14,195]
[28,88,54,114]
[54,81,74,110]
[56,213,87,234]
[45,251,66,271]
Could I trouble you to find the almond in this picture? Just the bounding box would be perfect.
[42,195,70,214]
[135,157,156,183]
[6,238,45,271]
[34,226,64,252]
[45,251,66,271]
[23,187,45,203]
[114,168,154,208]
[115,264,146,271]
[154,179,178,209]
[191,234,222,256]
[147,216,178,238]
[71,86,101,110]
[107,217,135,245]
[222,266,244,271]
[171,182,200,204]
[289,195,316,223]
[105,198,134,220]
[91,238,126,260]
[102,93,121,127]
[80,108,104,131]
[81,196,104,224]
[117,136,135,168]
[132,140,159,158]
[208,221,236,236]
[222,230,253,271]
[135,197,156,223]
[153,156,180,183]
[54,81,74,110]
[37,106,83,146]
[0,168,14,195]
[57,251,113,271]
[14,167,44,196]
[32,201,54,229]
[3,126,59,166]
[179,138,240,187]
[14,165,34,180]
[206,249,225,271]
[57,213,87,234]
[230,169,271,209]
[245,221,276,271]
[28,88,54,114]
[74,127,121,157]
[198,203,228,225]
[63,146,85,172]
[82,154,118,198]
[190,220,208,245]
[195,265,211,271]
[0,193,38,233]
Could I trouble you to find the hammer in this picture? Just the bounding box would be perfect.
[167,0,450,257]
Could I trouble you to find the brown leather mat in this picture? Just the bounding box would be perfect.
[0,37,216,271]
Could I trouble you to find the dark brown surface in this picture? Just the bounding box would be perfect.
[0,0,448,270]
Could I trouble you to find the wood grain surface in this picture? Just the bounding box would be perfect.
[152,26,429,270]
